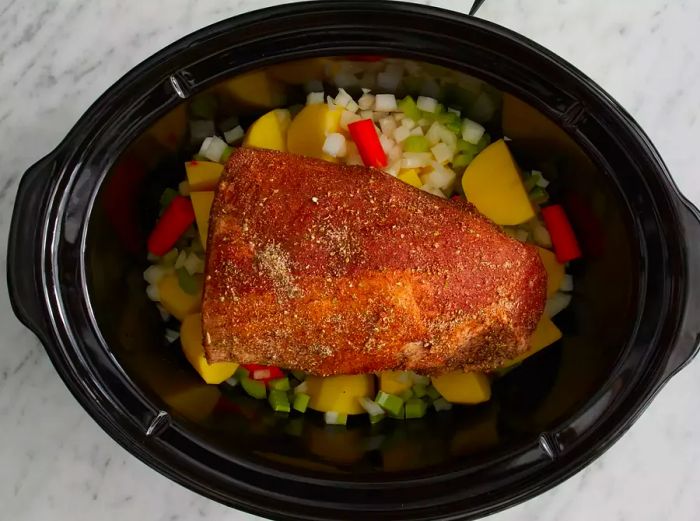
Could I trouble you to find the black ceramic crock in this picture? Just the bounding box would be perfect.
[7,2,700,520]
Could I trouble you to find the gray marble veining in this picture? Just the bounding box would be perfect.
[1,1,699,520]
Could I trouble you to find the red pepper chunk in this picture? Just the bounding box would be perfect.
[147,195,196,256]
[348,119,388,168]
[541,204,582,263]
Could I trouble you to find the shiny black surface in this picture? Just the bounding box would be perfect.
[7,2,700,520]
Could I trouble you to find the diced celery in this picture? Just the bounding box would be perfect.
[523,171,539,191]
[412,383,428,398]
[293,392,310,413]
[475,132,491,152]
[398,96,421,121]
[369,413,386,424]
[241,377,266,399]
[530,186,550,205]
[189,94,218,120]
[399,388,414,401]
[324,411,348,425]
[220,145,234,163]
[433,398,453,412]
[387,404,405,420]
[405,398,428,419]
[375,391,404,416]
[403,135,430,153]
[269,377,291,392]
[452,154,472,173]
[437,112,461,134]
[457,138,479,155]
[234,366,249,379]
[159,187,178,210]
[176,267,200,295]
[291,370,306,381]
[426,385,441,400]
[268,389,291,413]
[161,248,179,267]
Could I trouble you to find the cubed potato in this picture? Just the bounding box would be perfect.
[185,161,223,191]
[397,169,422,188]
[157,273,202,320]
[431,371,491,404]
[180,313,238,384]
[190,191,214,249]
[305,374,375,415]
[379,371,413,395]
[287,103,343,161]
[500,314,563,371]
[243,108,292,152]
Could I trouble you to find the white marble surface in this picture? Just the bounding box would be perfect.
[1,0,699,520]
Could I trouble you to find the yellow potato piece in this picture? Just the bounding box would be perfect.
[536,246,565,297]
[397,169,422,188]
[243,108,291,152]
[217,70,286,110]
[431,372,491,405]
[500,314,563,370]
[158,273,202,321]
[269,58,329,85]
[461,139,535,225]
[180,314,238,384]
[185,161,223,191]
[379,371,413,395]
[287,103,343,161]
[305,374,375,415]
[190,191,215,249]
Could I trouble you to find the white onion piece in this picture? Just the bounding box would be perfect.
[306,91,325,105]
[374,93,398,112]
[200,135,228,162]
[358,93,375,110]
[420,184,446,198]
[401,152,432,169]
[545,292,572,317]
[358,397,385,417]
[560,274,574,292]
[184,252,204,275]
[409,126,424,137]
[322,133,347,158]
[143,265,167,285]
[422,163,456,191]
[416,96,438,113]
[178,180,190,197]
[164,329,180,343]
[447,107,461,116]
[431,142,454,164]
[400,117,416,130]
[146,284,160,302]
[461,118,485,144]
[379,134,395,155]
[426,122,443,146]
[388,145,403,162]
[340,110,362,131]
[379,116,397,138]
[393,125,411,143]
[174,250,188,269]
[383,160,401,177]
[345,100,359,113]
[223,125,244,144]
[294,381,309,394]
[334,88,353,108]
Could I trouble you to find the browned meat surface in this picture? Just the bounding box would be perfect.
[202,148,546,375]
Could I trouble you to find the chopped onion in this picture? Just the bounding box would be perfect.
[401,152,432,169]
[184,252,204,275]
[416,96,438,113]
[146,284,160,302]
[358,93,375,111]
[393,125,411,143]
[447,107,461,116]
[306,91,324,105]
[174,250,188,269]
[359,109,374,120]
[324,411,347,425]
[379,116,397,138]
[417,118,431,129]
[359,397,385,417]
[422,163,456,190]
[400,117,415,130]
[224,376,239,387]
[433,398,453,411]
[340,110,362,131]
[545,292,572,317]
[426,122,444,146]
[372,111,387,123]
[461,118,485,144]
[532,222,552,248]
[409,126,424,137]
[304,79,323,93]
[383,160,401,177]
[533,170,550,188]
[189,120,215,144]
[514,228,529,242]
[361,87,372,95]
[420,184,447,198]
[334,88,353,108]
[430,142,454,164]
[156,304,170,321]
[326,95,337,110]
[560,274,574,292]
[388,145,403,163]
[393,113,405,122]
[143,265,167,285]
[345,100,359,113]
[199,135,228,162]
[223,125,244,144]
[322,133,348,158]
[374,93,398,112]
[437,126,458,150]
[164,329,180,343]
[410,372,430,386]
[379,134,395,155]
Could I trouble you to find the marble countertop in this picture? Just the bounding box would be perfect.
[2,0,699,520]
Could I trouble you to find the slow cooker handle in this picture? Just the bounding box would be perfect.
[7,153,56,341]
[663,198,700,380]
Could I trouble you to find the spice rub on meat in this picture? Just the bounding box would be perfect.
[202,148,546,376]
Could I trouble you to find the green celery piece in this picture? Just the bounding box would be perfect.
[457,138,478,154]
[220,145,234,164]
[189,94,218,120]
[176,267,200,295]
[324,412,348,425]
[405,398,428,419]
[403,135,430,153]
[241,377,266,399]
[412,383,428,398]
[475,132,491,152]
[291,370,306,381]
[387,404,405,420]
[452,153,473,173]
[523,172,538,192]
[530,186,549,205]
[437,112,461,134]
[159,187,178,210]
[268,389,291,413]
[399,388,414,401]
[234,366,249,379]
[375,391,404,416]
[398,96,421,121]
[161,248,179,267]
[369,413,386,424]
[425,385,441,400]
[269,377,291,392]
[292,392,310,413]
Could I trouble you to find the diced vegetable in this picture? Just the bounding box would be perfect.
[397,169,422,189]
[322,133,348,158]
[157,273,201,320]
[541,205,582,263]
[189,191,214,249]
[431,372,491,405]
[306,374,375,415]
[243,108,292,152]
[426,385,441,400]
[269,377,291,392]
[293,393,311,413]
[223,125,244,144]
[241,377,267,399]
[180,313,238,384]
[287,103,343,161]
[240,364,285,383]
[398,96,421,121]
[500,314,563,370]
[185,161,224,191]
[379,371,413,395]
[536,246,565,297]
[412,384,427,398]
[461,140,535,225]
[374,93,398,112]
[375,390,404,416]
[307,91,325,105]
[324,411,349,425]
[176,267,200,295]
[402,135,429,153]
[560,274,574,292]
[461,118,485,144]
[199,136,228,162]
[416,96,438,113]
[432,398,453,412]
[358,396,386,424]
[268,389,291,413]
[430,142,454,165]
[405,398,428,419]
[148,196,196,256]
[545,291,572,318]
[347,119,388,168]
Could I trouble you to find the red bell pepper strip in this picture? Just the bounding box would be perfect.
[240,364,285,384]
[348,119,388,168]
[541,204,582,263]
[147,195,196,256]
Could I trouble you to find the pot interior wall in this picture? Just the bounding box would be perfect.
[86,57,637,474]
